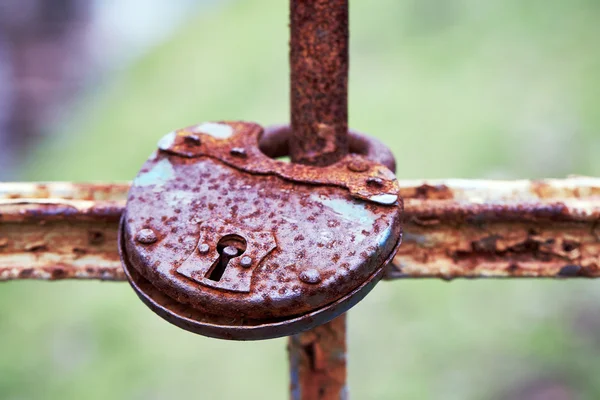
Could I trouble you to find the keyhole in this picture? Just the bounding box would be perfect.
[206,234,247,281]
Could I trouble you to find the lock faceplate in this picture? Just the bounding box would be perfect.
[176,220,276,293]
[119,121,402,340]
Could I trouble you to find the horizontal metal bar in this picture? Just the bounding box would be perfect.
[0,178,598,281]
[392,177,600,279]
[0,182,126,281]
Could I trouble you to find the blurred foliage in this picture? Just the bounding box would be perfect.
[1,0,599,398]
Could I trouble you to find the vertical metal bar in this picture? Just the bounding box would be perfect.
[289,316,347,400]
[289,0,349,166]
[289,0,349,398]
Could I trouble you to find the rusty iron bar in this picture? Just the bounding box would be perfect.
[289,316,347,399]
[0,182,127,280]
[392,177,600,280]
[289,0,349,166]
[289,0,350,398]
[1,178,599,281]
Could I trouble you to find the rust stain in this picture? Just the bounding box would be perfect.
[290,315,347,400]
[389,177,600,280]
[0,203,123,281]
[260,124,397,172]
[289,2,352,397]
[0,182,129,201]
[289,0,349,167]
[402,184,454,200]
[1,177,599,283]
[158,122,400,206]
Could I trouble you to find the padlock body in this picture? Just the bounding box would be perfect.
[120,121,402,339]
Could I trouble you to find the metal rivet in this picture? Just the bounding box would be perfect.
[230,147,247,158]
[366,177,385,187]
[299,268,322,284]
[223,246,239,257]
[198,243,210,254]
[184,135,201,146]
[240,256,253,268]
[136,229,157,244]
[347,159,369,173]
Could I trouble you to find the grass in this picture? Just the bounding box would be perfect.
[3,0,600,398]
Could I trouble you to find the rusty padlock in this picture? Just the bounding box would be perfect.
[119,121,402,340]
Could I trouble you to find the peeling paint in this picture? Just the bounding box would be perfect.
[133,158,174,187]
[311,194,375,226]
[157,131,177,150]
[193,122,233,139]
[369,193,398,205]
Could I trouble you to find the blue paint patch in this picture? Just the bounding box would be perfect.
[194,122,233,139]
[377,225,394,249]
[133,158,175,187]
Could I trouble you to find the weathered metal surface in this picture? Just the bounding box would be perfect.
[289,1,351,395]
[390,177,600,279]
[155,122,399,205]
[290,0,349,166]
[118,121,402,340]
[2,178,599,281]
[122,249,381,340]
[0,219,122,281]
[0,182,129,201]
[290,315,347,400]
[261,125,396,173]
[0,182,126,281]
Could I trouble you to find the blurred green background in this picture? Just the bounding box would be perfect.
[2,0,600,398]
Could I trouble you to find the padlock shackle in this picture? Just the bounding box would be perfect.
[260,124,397,173]
[290,0,349,167]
